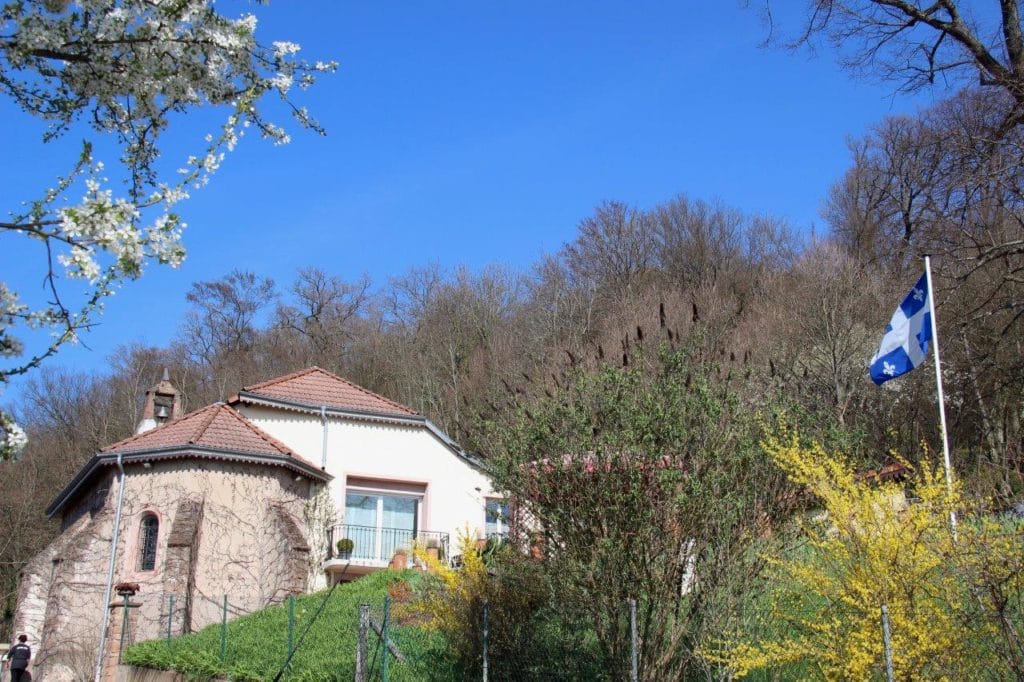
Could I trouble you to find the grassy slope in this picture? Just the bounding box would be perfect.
[123,570,453,681]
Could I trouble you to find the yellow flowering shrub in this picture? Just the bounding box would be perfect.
[705,425,1024,680]
[409,531,603,679]
[410,530,489,634]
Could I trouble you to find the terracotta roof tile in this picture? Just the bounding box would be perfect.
[47,404,328,519]
[103,404,318,470]
[241,367,417,416]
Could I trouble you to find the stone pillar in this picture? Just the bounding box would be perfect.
[163,499,203,635]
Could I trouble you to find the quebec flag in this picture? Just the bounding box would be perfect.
[869,273,932,385]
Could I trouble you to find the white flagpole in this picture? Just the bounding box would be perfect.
[924,255,957,534]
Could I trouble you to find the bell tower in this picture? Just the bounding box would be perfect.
[136,368,182,434]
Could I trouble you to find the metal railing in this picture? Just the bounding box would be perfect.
[327,524,449,564]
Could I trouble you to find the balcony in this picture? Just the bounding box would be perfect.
[325,523,450,575]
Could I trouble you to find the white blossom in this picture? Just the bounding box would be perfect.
[0,416,27,460]
[273,41,302,57]
[0,0,335,389]
[271,73,294,93]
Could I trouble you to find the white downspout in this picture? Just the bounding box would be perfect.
[320,405,328,470]
[319,405,334,589]
[94,453,127,682]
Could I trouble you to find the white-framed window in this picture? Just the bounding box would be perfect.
[485,498,509,538]
[344,480,425,562]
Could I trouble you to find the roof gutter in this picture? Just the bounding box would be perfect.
[46,453,100,517]
[423,418,485,469]
[47,447,332,518]
[235,392,426,427]
[94,452,126,682]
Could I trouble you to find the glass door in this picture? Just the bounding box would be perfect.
[344,492,379,561]
[345,490,420,562]
[381,496,417,560]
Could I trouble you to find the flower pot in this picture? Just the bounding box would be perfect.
[335,539,355,560]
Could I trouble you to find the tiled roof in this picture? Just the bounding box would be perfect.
[103,403,307,463]
[240,366,417,416]
[48,403,328,518]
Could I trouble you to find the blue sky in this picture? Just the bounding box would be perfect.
[3,1,938,403]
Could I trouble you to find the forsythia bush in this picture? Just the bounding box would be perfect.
[411,530,490,635]
[411,531,603,680]
[705,425,1024,680]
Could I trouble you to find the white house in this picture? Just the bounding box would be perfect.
[229,366,502,579]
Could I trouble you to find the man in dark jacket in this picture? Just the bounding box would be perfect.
[6,635,29,682]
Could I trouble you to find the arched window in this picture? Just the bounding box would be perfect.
[138,514,159,571]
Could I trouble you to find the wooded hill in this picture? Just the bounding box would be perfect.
[3,123,1021,632]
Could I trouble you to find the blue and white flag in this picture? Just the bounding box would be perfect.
[869,273,932,385]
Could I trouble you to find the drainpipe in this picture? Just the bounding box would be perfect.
[319,405,333,588]
[320,405,328,470]
[94,453,127,682]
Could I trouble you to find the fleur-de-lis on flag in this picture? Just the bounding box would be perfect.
[870,273,932,385]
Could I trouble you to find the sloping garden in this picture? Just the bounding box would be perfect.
[122,570,452,681]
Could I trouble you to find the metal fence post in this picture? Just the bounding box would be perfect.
[220,594,228,662]
[382,595,391,682]
[118,592,130,662]
[166,595,175,643]
[881,605,895,682]
[287,595,295,677]
[356,604,369,682]
[629,598,638,682]
[482,600,490,682]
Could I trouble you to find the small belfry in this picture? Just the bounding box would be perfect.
[136,368,182,434]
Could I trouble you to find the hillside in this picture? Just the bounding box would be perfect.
[123,570,451,681]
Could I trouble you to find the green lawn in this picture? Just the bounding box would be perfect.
[123,570,454,681]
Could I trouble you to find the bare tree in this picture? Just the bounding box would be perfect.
[826,90,1024,482]
[275,268,371,366]
[768,242,888,426]
[652,195,744,289]
[768,1,1024,132]
[183,270,276,362]
[379,265,527,436]
[563,201,656,297]
[181,270,278,399]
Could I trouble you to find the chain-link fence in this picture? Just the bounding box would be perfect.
[37,575,928,682]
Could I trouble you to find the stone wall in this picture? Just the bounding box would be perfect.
[17,496,111,680]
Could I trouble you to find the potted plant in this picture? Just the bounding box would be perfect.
[425,537,440,561]
[336,537,354,561]
[390,548,408,570]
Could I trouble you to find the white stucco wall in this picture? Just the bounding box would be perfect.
[237,405,497,544]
